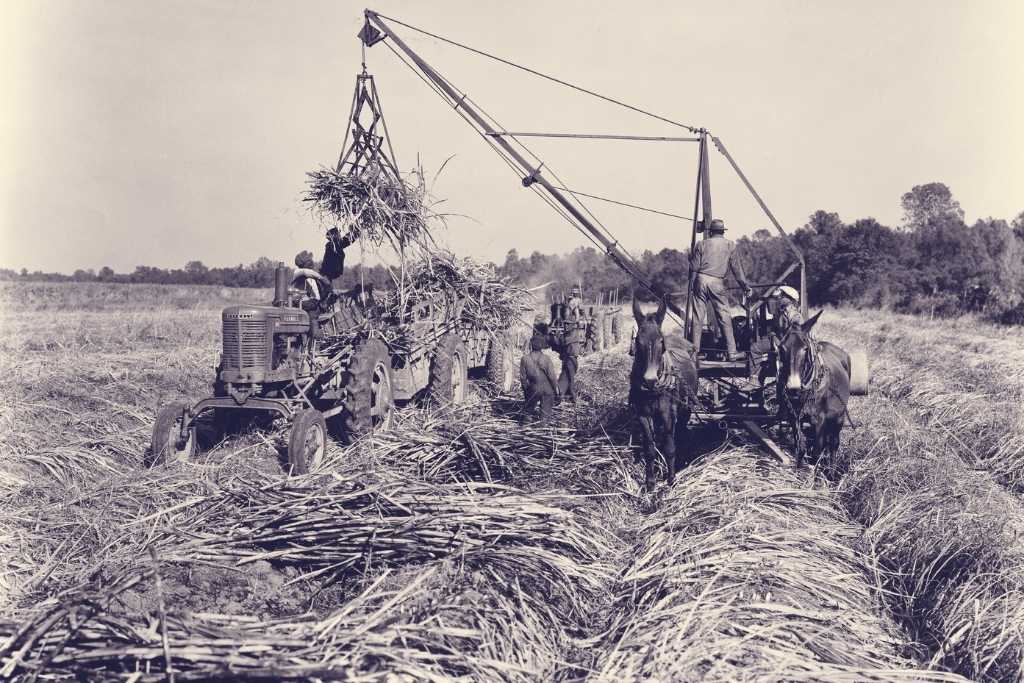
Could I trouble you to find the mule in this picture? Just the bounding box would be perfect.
[776,310,852,474]
[629,298,698,490]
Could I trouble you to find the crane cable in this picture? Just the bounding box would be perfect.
[382,40,608,249]
[378,32,672,304]
[389,35,663,271]
[374,12,699,135]
[423,62,645,260]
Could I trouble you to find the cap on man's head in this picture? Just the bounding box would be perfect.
[709,219,726,233]
[294,251,315,268]
[777,285,799,303]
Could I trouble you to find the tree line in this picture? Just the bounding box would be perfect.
[0,257,396,292]
[497,183,1024,325]
[5,182,1022,323]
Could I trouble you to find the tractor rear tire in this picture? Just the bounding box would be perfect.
[849,349,870,396]
[484,339,516,393]
[287,409,327,475]
[148,403,196,467]
[342,339,394,441]
[429,332,469,407]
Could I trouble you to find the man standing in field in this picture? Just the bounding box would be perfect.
[520,335,559,422]
[558,317,584,402]
[555,285,586,400]
[689,218,751,360]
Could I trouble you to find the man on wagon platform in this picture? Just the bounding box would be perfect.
[688,218,751,361]
[293,225,361,337]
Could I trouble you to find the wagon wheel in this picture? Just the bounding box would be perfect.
[369,359,395,429]
[484,339,516,393]
[287,409,327,475]
[611,313,623,345]
[429,332,469,407]
[342,339,394,441]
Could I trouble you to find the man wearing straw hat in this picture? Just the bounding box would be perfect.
[688,218,751,360]
[520,335,559,422]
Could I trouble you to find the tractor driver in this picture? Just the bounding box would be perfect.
[566,285,585,322]
[689,218,752,361]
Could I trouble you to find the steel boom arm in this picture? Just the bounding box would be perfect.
[362,10,684,321]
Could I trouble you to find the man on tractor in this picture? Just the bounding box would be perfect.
[293,226,360,338]
[566,285,585,321]
[689,218,752,361]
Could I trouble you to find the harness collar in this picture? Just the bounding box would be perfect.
[782,330,829,418]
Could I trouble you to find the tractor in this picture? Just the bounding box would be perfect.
[543,287,624,356]
[148,265,516,473]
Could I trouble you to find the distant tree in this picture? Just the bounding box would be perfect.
[914,214,978,298]
[1013,211,1024,240]
[968,218,1024,312]
[900,182,964,230]
[98,266,115,282]
[792,210,845,304]
[824,218,913,306]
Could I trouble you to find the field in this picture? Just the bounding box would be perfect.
[1,281,1023,681]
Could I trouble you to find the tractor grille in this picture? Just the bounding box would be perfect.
[222,319,267,370]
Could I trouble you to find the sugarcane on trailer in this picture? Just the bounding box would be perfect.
[356,9,868,458]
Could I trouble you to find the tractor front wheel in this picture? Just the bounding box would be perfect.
[287,409,327,475]
[429,333,469,407]
[148,403,196,467]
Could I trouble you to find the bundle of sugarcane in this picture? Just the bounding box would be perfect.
[1,460,263,610]
[592,449,965,682]
[166,474,612,609]
[0,563,577,682]
[352,403,640,496]
[304,164,437,252]
[383,251,532,340]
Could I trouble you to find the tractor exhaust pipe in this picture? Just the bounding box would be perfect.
[273,263,290,307]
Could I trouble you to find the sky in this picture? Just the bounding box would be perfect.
[1,0,1022,274]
